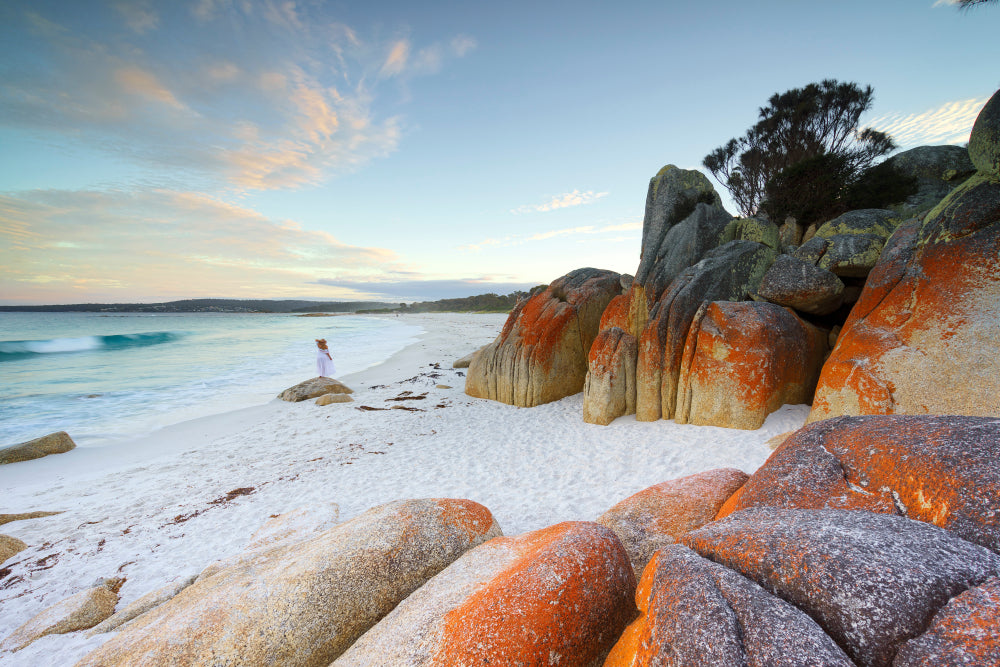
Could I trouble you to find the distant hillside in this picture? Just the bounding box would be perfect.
[358,289,545,314]
[0,299,394,313]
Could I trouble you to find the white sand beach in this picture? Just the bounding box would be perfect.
[0,312,808,665]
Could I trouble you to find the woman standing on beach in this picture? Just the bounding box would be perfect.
[315,338,336,377]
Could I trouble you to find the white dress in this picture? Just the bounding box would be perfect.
[316,347,336,377]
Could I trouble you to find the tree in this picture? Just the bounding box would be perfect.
[955,0,997,8]
[703,80,896,217]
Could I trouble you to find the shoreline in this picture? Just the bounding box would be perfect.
[0,311,807,666]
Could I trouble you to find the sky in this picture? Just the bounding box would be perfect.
[1,0,997,305]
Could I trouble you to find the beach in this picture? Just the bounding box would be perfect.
[0,312,808,665]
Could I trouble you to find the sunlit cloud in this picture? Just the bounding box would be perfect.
[459,221,639,252]
[0,188,402,303]
[867,96,988,148]
[313,277,538,301]
[0,3,470,192]
[511,190,609,215]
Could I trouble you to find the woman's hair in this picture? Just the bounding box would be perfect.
[315,338,328,348]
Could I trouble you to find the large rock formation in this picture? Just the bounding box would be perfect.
[887,145,975,217]
[582,326,636,425]
[2,578,122,652]
[792,208,903,278]
[596,468,748,576]
[0,431,76,465]
[75,499,500,667]
[716,415,1000,553]
[335,521,635,666]
[465,268,622,407]
[682,508,1000,667]
[605,545,853,666]
[808,88,1000,423]
[674,301,828,430]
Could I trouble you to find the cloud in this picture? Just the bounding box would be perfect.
[0,188,401,303]
[868,96,988,148]
[451,35,477,57]
[511,190,610,215]
[312,278,539,301]
[460,221,639,252]
[0,3,466,192]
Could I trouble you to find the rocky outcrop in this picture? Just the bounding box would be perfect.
[0,534,28,564]
[969,88,1000,177]
[893,576,1000,666]
[887,145,975,217]
[75,499,500,667]
[0,431,76,465]
[605,545,853,666]
[674,301,828,429]
[808,89,1000,422]
[636,241,778,422]
[465,268,622,407]
[757,253,845,315]
[682,508,1000,667]
[582,327,636,425]
[715,415,1000,553]
[596,468,748,575]
[2,578,122,652]
[278,377,353,402]
[336,521,635,666]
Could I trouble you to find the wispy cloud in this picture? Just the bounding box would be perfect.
[460,221,639,252]
[0,188,401,302]
[868,96,988,148]
[312,277,538,301]
[511,190,610,215]
[0,3,473,192]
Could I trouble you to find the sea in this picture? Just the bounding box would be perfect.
[0,312,422,448]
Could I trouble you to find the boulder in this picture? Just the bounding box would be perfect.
[719,216,781,250]
[1,578,122,652]
[88,575,197,635]
[682,508,1000,667]
[894,576,1000,666]
[635,240,778,421]
[245,502,341,551]
[335,521,635,667]
[792,209,902,278]
[315,393,353,405]
[808,114,1000,422]
[0,534,28,564]
[757,253,845,315]
[969,88,1000,177]
[75,499,501,667]
[452,345,486,369]
[674,301,828,430]
[465,268,622,407]
[887,145,976,216]
[278,377,353,402]
[605,545,853,667]
[582,327,637,425]
[0,431,76,465]
[596,468,748,576]
[715,415,1000,553]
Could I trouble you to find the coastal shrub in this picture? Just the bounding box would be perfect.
[703,79,896,217]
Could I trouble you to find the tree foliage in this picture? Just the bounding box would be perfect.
[956,0,997,8]
[703,80,896,217]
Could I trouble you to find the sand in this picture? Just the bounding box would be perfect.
[0,312,808,665]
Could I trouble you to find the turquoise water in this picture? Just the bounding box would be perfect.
[0,312,421,447]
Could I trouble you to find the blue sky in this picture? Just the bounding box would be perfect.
[1,0,997,304]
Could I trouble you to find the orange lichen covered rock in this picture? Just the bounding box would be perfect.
[674,301,827,429]
[465,268,622,407]
[894,576,1000,666]
[583,327,637,425]
[604,545,853,667]
[75,499,501,667]
[715,415,1000,553]
[596,467,748,575]
[335,521,636,667]
[808,95,1000,423]
[683,508,1000,667]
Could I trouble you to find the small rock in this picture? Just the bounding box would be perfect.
[315,393,353,405]
[0,431,76,465]
[278,377,353,402]
[1,578,121,652]
[435,384,451,389]
[0,534,28,563]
